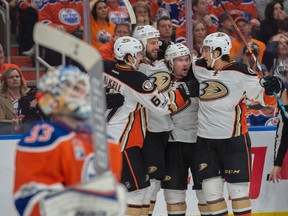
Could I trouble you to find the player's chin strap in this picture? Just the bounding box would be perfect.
[219,0,288,118]
[210,52,222,69]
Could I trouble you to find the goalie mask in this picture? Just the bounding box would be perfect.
[201,32,232,68]
[165,43,191,70]
[114,36,143,69]
[132,25,160,50]
[37,66,91,120]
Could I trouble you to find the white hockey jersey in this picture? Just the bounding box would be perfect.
[103,61,187,151]
[193,59,276,139]
[138,60,174,132]
[169,78,199,143]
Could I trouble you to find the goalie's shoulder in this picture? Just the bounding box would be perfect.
[18,121,75,152]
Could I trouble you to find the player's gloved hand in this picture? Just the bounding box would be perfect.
[178,79,200,100]
[106,93,124,109]
[260,76,282,96]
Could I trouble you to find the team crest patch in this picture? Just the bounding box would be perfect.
[149,71,171,92]
[97,30,112,44]
[198,163,208,171]
[200,80,229,101]
[142,80,154,91]
[148,166,157,173]
[59,8,81,25]
[72,139,86,160]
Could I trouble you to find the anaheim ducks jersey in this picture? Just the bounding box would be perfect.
[13,121,121,216]
[104,61,187,151]
[193,58,276,139]
[138,60,174,132]
[38,0,83,33]
[169,77,199,143]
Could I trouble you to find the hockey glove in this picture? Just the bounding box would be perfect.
[106,93,124,109]
[260,76,282,96]
[178,79,200,100]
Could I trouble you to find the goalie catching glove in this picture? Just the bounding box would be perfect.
[260,76,282,96]
[178,79,200,100]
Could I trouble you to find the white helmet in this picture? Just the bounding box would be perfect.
[201,32,231,68]
[165,43,191,68]
[37,65,91,120]
[201,32,232,55]
[132,25,160,49]
[114,36,143,69]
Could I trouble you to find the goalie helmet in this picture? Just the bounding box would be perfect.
[114,36,143,61]
[165,43,191,69]
[132,25,160,49]
[201,32,232,55]
[37,65,91,120]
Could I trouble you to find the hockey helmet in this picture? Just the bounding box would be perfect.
[37,65,91,120]
[132,25,160,49]
[201,32,232,56]
[165,43,191,68]
[114,36,143,61]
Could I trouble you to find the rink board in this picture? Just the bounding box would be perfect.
[1,127,287,215]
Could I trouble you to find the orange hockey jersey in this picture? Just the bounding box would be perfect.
[38,0,83,33]
[14,121,121,216]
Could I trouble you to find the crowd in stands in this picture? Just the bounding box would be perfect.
[1,0,288,133]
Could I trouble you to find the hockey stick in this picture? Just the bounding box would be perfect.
[33,23,126,215]
[185,0,193,53]
[33,23,108,174]
[122,0,136,25]
[219,2,288,118]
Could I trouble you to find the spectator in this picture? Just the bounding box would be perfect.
[106,0,129,24]
[192,19,208,57]
[230,15,266,62]
[256,0,288,21]
[210,0,260,28]
[0,67,28,133]
[98,22,131,61]
[129,0,160,22]
[270,36,288,75]
[17,0,38,55]
[156,16,174,60]
[90,0,115,50]
[259,0,287,44]
[218,12,236,38]
[192,0,217,34]
[262,18,288,70]
[156,0,182,27]
[38,0,84,66]
[132,1,153,27]
[0,44,20,74]
[175,0,215,44]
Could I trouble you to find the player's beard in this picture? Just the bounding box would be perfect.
[146,50,158,61]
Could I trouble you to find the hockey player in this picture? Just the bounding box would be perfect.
[13,66,122,216]
[132,25,172,215]
[104,36,197,216]
[193,32,281,216]
[162,43,209,216]
[269,66,288,183]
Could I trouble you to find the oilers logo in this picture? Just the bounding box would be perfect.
[97,30,112,44]
[81,153,97,183]
[72,139,86,160]
[109,12,128,24]
[59,8,81,25]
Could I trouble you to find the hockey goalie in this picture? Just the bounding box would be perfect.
[13,24,126,216]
